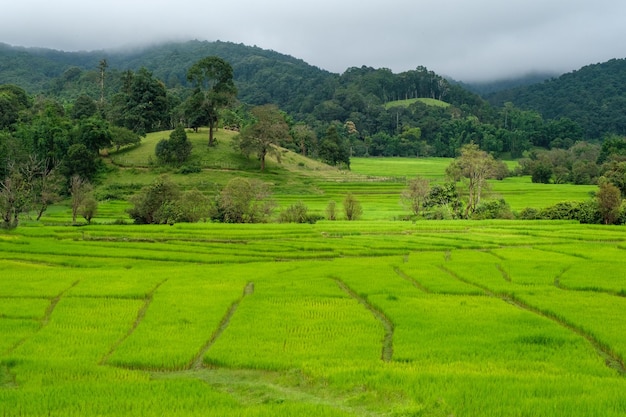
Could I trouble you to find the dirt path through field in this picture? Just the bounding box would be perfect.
[394,267,431,293]
[189,282,254,370]
[100,279,168,365]
[438,265,626,376]
[4,280,80,355]
[333,278,394,362]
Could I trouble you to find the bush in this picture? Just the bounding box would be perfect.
[326,200,337,221]
[343,193,363,221]
[517,207,541,220]
[213,177,274,223]
[278,201,320,223]
[127,176,181,224]
[155,125,192,166]
[472,199,513,220]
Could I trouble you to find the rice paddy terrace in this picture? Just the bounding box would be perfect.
[2,220,626,416]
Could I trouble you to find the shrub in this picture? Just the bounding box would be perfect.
[155,125,192,166]
[127,176,181,224]
[472,199,513,220]
[278,201,319,223]
[343,193,363,221]
[326,200,337,221]
[213,177,274,223]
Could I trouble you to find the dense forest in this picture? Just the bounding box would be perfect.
[3,39,626,218]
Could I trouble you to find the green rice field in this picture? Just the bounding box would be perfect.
[2,220,626,416]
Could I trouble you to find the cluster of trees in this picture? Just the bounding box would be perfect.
[400,144,509,220]
[127,176,363,225]
[515,136,626,195]
[399,143,626,225]
[4,40,609,165]
[488,58,626,139]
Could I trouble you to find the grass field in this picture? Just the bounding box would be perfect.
[0,129,618,416]
[384,98,451,109]
[95,130,598,222]
[2,220,626,416]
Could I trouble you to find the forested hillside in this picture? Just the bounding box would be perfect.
[3,39,626,203]
[2,40,597,159]
[487,59,626,139]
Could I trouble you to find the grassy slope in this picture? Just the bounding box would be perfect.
[92,128,596,223]
[384,97,450,109]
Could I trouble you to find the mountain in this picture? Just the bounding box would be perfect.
[458,72,559,96]
[486,59,626,138]
[0,40,337,116]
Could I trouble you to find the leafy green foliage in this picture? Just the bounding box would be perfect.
[127,175,181,224]
[488,58,626,139]
[155,125,192,165]
[278,201,320,223]
[318,125,350,168]
[342,192,362,220]
[186,56,236,146]
[235,104,291,171]
[214,177,274,223]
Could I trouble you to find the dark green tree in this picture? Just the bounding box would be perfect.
[186,56,237,146]
[109,68,168,135]
[318,125,350,168]
[71,95,98,120]
[63,143,98,181]
[73,117,112,154]
[155,125,192,165]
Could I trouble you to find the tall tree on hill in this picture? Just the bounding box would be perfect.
[186,56,237,147]
[236,105,291,171]
[109,68,168,135]
[98,59,108,106]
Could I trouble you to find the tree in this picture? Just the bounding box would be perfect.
[80,196,98,224]
[110,126,141,152]
[73,117,112,154]
[423,182,463,219]
[597,181,622,224]
[292,123,317,156]
[127,175,181,224]
[71,95,97,120]
[186,56,237,146]
[236,105,291,171]
[155,125,192,165]
[319,125,350,168]
[21,155,63,221]
[109,68,169,135]
[215,177,274,223]
[446,143,498,218]
[0,164,29,229]
[70,175,92,224]
[343,193,363,220]
[326,200,337,221]
[63,143,98,181]
[98,59,108,105]
[401,176,430,216]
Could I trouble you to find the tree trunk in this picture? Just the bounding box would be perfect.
[208,122,215,147]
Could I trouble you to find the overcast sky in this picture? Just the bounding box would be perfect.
[3,0,626,81]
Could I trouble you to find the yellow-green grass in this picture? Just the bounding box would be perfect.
[384,97,450,109]
[2,221,626,416]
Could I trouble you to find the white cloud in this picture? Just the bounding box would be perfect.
[2,0,626,81]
